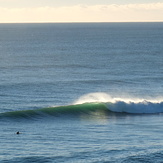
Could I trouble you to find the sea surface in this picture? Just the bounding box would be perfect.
[0,22,163,162]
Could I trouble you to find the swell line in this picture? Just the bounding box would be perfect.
[0,103,108,120]
[0,100,163,120]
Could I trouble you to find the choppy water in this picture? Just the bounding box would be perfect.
[0,22,163,162]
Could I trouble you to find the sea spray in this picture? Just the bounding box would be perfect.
[74,92,163,114]
[73,92,113,104]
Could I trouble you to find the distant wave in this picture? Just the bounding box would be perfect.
[0,100,163,120]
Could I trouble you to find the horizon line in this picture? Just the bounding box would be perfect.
[0,21,163,24]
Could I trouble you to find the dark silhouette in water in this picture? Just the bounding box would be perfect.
[16,131,20,134]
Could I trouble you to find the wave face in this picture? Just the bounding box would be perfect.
[0,103,108,120]
[1,100,163,120]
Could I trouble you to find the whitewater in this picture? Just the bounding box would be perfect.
[0,22,163,162]
[74,92,163,113]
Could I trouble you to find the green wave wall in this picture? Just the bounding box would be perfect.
[0,103,109,120]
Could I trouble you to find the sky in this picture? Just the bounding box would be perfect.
[0,0,163,23]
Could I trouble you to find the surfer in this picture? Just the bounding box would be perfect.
[16,131,20,134]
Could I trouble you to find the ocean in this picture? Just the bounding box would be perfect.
[0,22,163,162]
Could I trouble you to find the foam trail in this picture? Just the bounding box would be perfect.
[106,101,163,113]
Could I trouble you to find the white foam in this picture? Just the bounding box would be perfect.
[73,92,163,113]
[106,101,163,113]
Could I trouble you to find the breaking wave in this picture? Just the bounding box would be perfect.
[74,92,163,113]
[0,93,163,120]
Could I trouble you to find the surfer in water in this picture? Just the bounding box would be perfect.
[16,131,20,134]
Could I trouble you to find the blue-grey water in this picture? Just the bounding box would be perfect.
[0,23,163,162]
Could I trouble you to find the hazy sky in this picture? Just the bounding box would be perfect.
[0,0,163,22]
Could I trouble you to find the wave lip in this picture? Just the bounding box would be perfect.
[106,101,163,114]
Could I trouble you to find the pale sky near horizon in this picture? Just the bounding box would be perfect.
[0,0,163,22]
